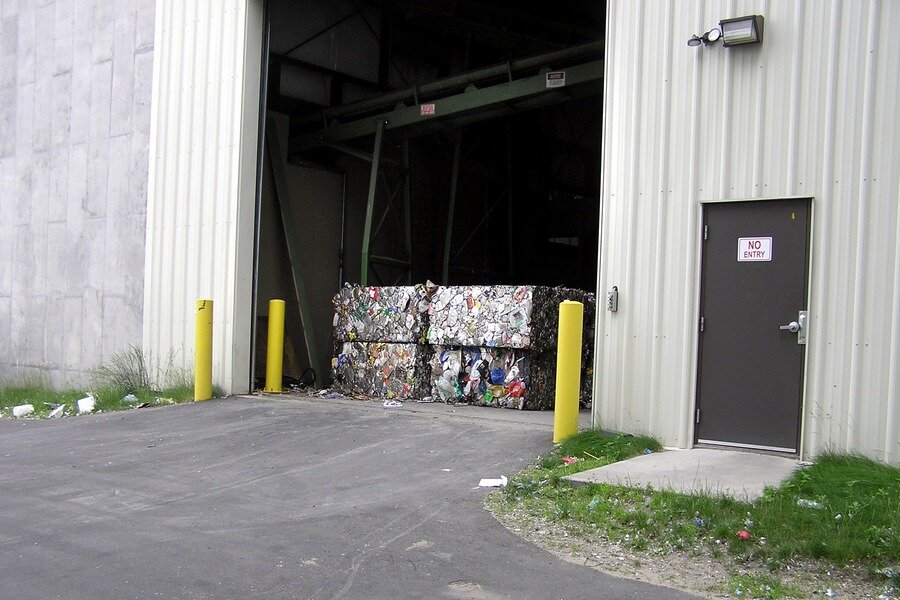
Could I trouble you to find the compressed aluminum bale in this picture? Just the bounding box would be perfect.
[332,341,430,399]
[332,284,429,343]
[427,285,533,348]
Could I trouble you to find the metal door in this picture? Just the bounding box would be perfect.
[695,199,811,452]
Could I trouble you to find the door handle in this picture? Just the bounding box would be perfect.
[779,311,808,344]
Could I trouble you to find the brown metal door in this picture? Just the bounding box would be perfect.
[695,199,811,452]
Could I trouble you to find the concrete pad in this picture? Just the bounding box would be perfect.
[564,448,800,502]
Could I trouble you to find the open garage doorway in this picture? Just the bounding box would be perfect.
[254,0,605,389]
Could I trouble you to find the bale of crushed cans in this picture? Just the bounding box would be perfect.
[332,284,430,343]
[427,286,595,410]
[332,341,431,399]
[331,283,594,408]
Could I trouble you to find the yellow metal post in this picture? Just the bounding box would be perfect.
[264,299,286,393]
[194,299,213,401]
[553,300,584,443]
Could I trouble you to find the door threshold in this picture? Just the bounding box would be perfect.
[697,439,798,455]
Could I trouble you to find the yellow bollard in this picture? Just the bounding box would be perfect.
[553,300,584,443]
[264,299,286,393]
[194,299,213,401]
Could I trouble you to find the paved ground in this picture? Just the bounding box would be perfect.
[565,447,800,501]
[0,395,700,600]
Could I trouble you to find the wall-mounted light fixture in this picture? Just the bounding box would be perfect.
[687,15,764,48]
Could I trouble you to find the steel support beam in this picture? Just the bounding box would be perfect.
[442,134,463,283]
[264,121,323,386]
[297,60,602,150]
[361,119,386,285]
[402,139,412,283]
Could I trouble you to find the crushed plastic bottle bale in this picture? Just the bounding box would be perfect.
[429,345,530,408]
[332,341,431,400]
[332,284,429,343]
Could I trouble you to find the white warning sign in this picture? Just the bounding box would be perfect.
[737,237,772,261]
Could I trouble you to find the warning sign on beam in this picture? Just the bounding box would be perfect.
[737,237,772,261]
[546,72,566,88]
[420,103,436,116]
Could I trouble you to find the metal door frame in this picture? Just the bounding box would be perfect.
[690,196,815,457]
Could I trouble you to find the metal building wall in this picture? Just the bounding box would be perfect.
[143,1,264,394]
[595,0,899,463]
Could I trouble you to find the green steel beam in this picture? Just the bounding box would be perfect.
[361,119,386,285]
[442,134,463,283]
[297,60,603,151]
[264,121,322,387]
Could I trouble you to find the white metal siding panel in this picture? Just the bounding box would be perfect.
[143,1,263,394]
[597,0,900,463]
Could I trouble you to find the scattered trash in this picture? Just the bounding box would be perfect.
[155,397,175,405]
[694,512,705,527]
[797,498,824,509]
[834,513,842,522]
[758,536,767,545]
[561,456,579,465]
[77,395,96,414]
[416,396,435,403]
[478,475,508,487]
[735,529,751,540]
[441,468,452,472]
[826,588,836,598]
[587,495,603,511]
[122,394,138,403]
[382,400,403,408]
[744,514,754,528]
[136,402,152,409]
[47,405,65,418]
[12,404,34,418]
[642,448,653,455]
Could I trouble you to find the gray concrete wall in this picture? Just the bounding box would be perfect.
[0,0,155,388]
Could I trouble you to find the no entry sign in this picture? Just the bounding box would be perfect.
[737,237,772,261]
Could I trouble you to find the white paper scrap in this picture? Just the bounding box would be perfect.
[478,475,508,488]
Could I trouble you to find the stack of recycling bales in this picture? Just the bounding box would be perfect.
[331,284,431,399]
[427,285,594,410]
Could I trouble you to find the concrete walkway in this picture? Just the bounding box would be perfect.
[564,447,801,502]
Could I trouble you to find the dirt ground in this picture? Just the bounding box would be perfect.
[487,496,895,600]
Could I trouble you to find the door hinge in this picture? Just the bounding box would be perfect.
[703,225,708,240]
[699,316,705,332]
[695,408,701,424]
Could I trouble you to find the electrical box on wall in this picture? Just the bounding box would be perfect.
[607,286,618,312]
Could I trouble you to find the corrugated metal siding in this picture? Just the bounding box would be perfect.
[596,0,899,463]
[143,1,264,393]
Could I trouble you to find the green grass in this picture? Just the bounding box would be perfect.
[0,346,201,419]
[0,384,195,418]
[725,574,806,599]
[499,432,900,572]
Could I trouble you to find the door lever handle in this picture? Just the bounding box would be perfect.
[779,321,801,333]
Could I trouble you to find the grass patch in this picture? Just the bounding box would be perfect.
[499,442,900,571]
[725,574,806,599]
[0,346,201,419]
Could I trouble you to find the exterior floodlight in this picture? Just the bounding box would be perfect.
[719,15,764,47]
[688,27,722,47]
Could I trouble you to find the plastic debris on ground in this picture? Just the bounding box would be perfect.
[12,404,34,418]
[478,475,508,487]
[796,498,824,509]
[122,394,138,403]
[382,400,403,408]
[561,456,579,465]
[77,395,96,414]
[332,341,431,400]
[47,405,65,418]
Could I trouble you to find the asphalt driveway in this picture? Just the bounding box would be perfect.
[0,395,700,599]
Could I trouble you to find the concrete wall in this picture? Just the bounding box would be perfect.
[0,0,156,388]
